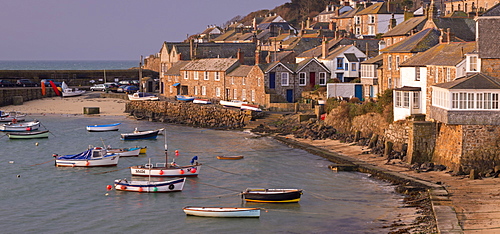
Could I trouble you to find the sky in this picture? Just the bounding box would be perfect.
[0,0,287,61]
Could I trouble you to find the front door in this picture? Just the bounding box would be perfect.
[270,72,276,89]
[181,86,188,95]
[309,72,316,88]
[225,89,230,100]
[286,89,293,103]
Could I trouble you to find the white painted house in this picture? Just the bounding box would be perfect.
[318,45,366,82]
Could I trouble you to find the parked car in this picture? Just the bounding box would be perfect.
[0,80,15,87]
[116,85,128,93]
[16,79,39,87]
[104,82,120,92]
[123,85,139,94]
[90,84,107,91]
[41,79,62,87]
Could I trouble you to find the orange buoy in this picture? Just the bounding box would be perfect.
[106,185,112,190]
[179,169,184,175]
[159,170,164,175]
[85,161,90,166]
[138,187,143,192]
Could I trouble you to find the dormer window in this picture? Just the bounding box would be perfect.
[469,55,478,71]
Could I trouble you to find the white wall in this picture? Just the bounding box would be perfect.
[327,83,357,98]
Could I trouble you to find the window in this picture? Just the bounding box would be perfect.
[355,16,361,24]
[446,68,451,82]
[194,86,198,95]
[345,63,349,71]
[281,72,289,86]
[351,63,356,71]
[215,72,220,81]
[184,71,188,79]
[319,72,327,85]
[169,85,173,94]
[413,92,420,109]
[251,90,256,102]
[369,15,375,23]
[299,72,306,86]
[204,71,208,80]
[258,78,261,86]
[242,77,246,85]
[242,89,247,100]
[368,25,374,35]
[469,56,478,71]
[477,93,483,109]
[395,91,401,107]
[403,92,410,108]
[194,71,199,80]
[201,86,206,96]
[355,27,361,35]
[415,67,420,81]
[233,89,237,99]
[396,56,400,70]
[215,87,220,97]
[336,58,344,69]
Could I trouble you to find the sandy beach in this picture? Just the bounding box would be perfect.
[3,93,497,233]
[1,92,128,116]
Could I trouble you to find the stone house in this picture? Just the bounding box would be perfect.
[381,16,427,48]
[330,7,361,35]
[353,2,404,38]
[314,4,354,22]
[225,65,266,104]
[162,61,190,96]
[475,3,500,79]
[318,44,366,82]
[394,42,475,121]
[443,0,498,15]
[379,28,441,91]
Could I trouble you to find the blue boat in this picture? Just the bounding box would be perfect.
[86,123,121,132]
[176,95,195,102]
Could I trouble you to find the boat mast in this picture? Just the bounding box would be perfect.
[139,55,143,93]
[164,128,168,168]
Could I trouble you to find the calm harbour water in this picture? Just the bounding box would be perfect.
[1,115,415,234]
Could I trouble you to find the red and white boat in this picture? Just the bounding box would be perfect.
[114,177,185,193]
[220,100,247,108]
[193,98,211,104]
[54,147,120,167]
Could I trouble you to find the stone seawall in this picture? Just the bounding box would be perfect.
[126,101,263,129]
[0,88,57,107]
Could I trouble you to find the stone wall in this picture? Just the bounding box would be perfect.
[384,120,411,152]
[407,121,436,164]
[125,101,259,129]
[0,88,57,107]
[433,124,463,171]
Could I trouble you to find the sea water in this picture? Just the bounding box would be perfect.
[0,115,414,233]
[0,60,137,70]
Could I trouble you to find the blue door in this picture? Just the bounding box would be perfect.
[355,84,363,101]
[270,72,276,89]
[286,89,293,103]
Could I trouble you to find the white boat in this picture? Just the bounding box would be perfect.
[0,112,26,122]
[121,129,160,140]
[54,147,120,167]
[183,206,261,218]
[176,95,196,101]
[8,130,50,139]
[86,123,121,132]
[0,120,41,132]
[128,92,159,101]
[193,98,211,104]
[220,100,247,108]
[241,104,262,112]
[114,177,185,193]
[130,129,201,177]
[106,147,141,157]
[61,81,86,97]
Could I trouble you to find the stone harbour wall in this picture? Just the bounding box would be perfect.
[0,88,57,107]
[125,101,261,129]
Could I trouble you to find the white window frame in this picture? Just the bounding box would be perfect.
[201,86,206,96]
[319,72,327,85]
[204,71,208,80]
[215,87,220,97]
[299,72,306,86]
[194,86,198,95]
[194,71,199,80]
[233,89,237,99]
[242,77,246,85]
[242,89,247,101]
[281,72,289,86]
[184,71,188,79]
[251,90,255,102]
[215,72,220,81]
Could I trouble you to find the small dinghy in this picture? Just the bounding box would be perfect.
[86,123,121,132]
[121,128,160,140]
[241,188,303,203]
[8,130,50,139]
[183,206,261,218]
[114,177,186,193]
[216,155,244,160]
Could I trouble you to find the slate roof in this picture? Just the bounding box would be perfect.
[431,18,476,42]
[482,3,500,16]
[345,53,359,62]
[227,65,253,77]
[400,42,475,67]
[433,73,500,89]
[296,58,329,73]
[164,61,190,76]
[361,53,384,65]
[381,28,440,53]
[383,16,427,37]
[257,22,296,32]
[162,42,257,62]
[477,17,500,58]
[296,38,378,58]
[325,45,356,60]
[356,2,404,15]
[182,58,239,72]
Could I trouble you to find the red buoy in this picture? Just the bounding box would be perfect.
[159,170,164,175]
[179,169,184,175]
[190,168,197,173]
[106,185,112,190]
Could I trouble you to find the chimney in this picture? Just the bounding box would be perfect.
[329,21,335,30]
[389,14,397,30]
[237,48,244,64]
[387,0,391,12]
[446,28,451,44]
[255,48,261,65]
[306,17,310,29]
[189,39,194,59]
[439,28,444,43]
[177,53,182,61]
[322,37,328,59]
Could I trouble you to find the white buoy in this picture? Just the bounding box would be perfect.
[105,193,109,196]
[35,142,39,146]
[17,175,20,178]
[9,161,14,164]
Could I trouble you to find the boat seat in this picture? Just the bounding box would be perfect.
[156,163,166,167]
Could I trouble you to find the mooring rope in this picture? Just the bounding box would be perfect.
[187,178,241,192]
[203,164,243,176]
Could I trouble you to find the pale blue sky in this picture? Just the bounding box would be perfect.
[0,0,287,60]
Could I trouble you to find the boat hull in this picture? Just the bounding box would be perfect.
[62,90,85,97]
[107,147,141,157]
[242,189,303,203]
[114,177,185,193]
[183,206,260,218]
[217,155,244,160]
[176,95,195,101]
[128,92,159,101]
[0,121,40,132]
[55,155,120,167]
[121,130,159,140]
[220,100,247,108]
[86,123,121,132]
[130,164,200,177]
[8,130,49,139]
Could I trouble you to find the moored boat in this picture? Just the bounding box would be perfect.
[193,98,211,104]
[86,123,121,132]
[137,146,148,154]
[121,129,160,140]
[7,130,50,139]
[220,100,247,108]
[0,120,41,132]
[176,95,196,102]
[61,82,86,97]
[216,155,244,160]
[241,104,262,112]
[241,188,303,203]
[54,147,120,167]
[106,147,141,157]
[114,177,185,193]
[128,92,159,101]
[0,112,26,122]
[183,206,260,218]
